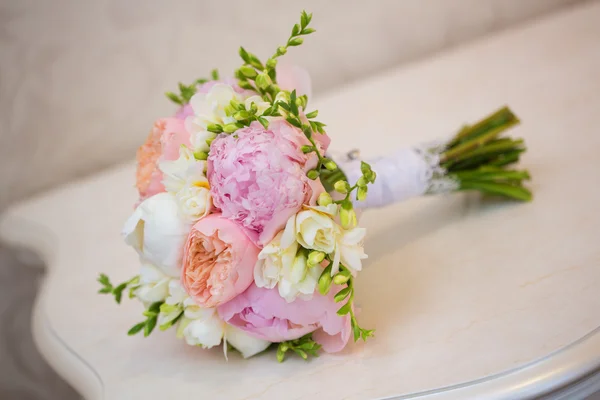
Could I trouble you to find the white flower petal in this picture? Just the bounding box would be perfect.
[225,325,270,358]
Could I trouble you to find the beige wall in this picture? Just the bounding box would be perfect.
[0,0,589,210]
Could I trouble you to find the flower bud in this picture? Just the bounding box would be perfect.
[324,159,338,171]
[223,123,240,134]
[357,186,368,201]
[308,251,325,266]
[277,46,287,55]
[333,273,350,285]
[317,192,333,207]
[307,169,320,180]
[334,180,350,194]
[266,58,277,69]
[239,65,257,78]
[301,145,314,154]
[356,176,367,187]
[318,267,333,295]
[255,73,272,90]
[340,205,357,229]
[194,151,208,161]
[206,124,223,133]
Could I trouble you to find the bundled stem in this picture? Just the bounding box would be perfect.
[442,106,532,201]
[322,106,532,201]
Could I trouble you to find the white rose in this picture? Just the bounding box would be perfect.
[332,227,368,275]
[224,325,270,359]
[122,193,191,277]
[186,84,241,131]
[254,217,297,289]
[295,204,339,254]
[134,263,170,304]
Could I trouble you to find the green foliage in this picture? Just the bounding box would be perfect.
[97,273,138,304]
[128,301,164,337]
[276,333,321,362]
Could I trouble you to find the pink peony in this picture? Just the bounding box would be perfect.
[218,284,351,353]
[136,118,190,202]
[207,120,325,247]
[181,214,259,308]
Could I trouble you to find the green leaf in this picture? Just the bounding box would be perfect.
[360,161,372,175]
[165,92,182,105]
[289,90,299,115]
[291,23,301,37]
[334,287,352,302]
[128,321,146,336]
[285,116,301,128]
[301,11,309,29]
[113,282,127,304]
[337,303,352,316]
[305,110,318,119]
[144,316,158,337]
[148,302,162,313]
[97,287,112,294]
[98,273,110,286]
[257,117,269,129]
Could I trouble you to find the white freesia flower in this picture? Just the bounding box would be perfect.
[224,325,270,359]
[244,95,271,116]
[294,204,339,254]
[186,84,241,132]
[190,130,216,154]
[159,146,211,221]
[180,307,224,348]
[122,192,191,277]
[134,263,170,304]
[254,217,297,289]
[278,250,322,302]
[332,227,368,275]
[159,146,208,193]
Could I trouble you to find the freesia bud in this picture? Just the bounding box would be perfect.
[333,272,350,285]
[357,186,368,201]
[239,65,257,78]
[277,46,287,55]
[301,145,314,154]
[266,58,277,69]
[340,205,357,229]
[318,266,333,295]
[307,169,320,180]
[255,73,272,90]
[334,180,350,194]
[308,251,325,266]
[193,151,208,161]
[223,123,240,134]
[317,192,333,206]
[324,160,338,171]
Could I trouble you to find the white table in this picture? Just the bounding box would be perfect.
[2,2,600,399]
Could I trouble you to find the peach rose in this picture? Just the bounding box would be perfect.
[181,214,259,308]
[135,118,191,202]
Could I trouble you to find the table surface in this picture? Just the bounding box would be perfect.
[2,2,600,399]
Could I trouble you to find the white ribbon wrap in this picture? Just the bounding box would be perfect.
[333,142,459,209]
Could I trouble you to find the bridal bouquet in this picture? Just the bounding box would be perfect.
[98,11,531,361]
